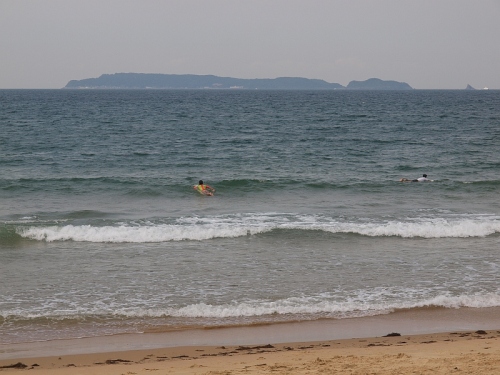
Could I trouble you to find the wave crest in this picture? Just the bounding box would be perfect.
[3,293,500,322]
[14,214,500,243]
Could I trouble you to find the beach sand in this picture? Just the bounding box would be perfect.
[1,330,500,374]
[3,308,500,374]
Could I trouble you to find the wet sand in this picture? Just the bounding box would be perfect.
[2,308,500,374]
[1,330,500,374]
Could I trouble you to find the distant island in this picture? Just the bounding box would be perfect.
[346,78,413,90]
[64,73,413,90]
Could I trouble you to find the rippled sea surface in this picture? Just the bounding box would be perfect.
[1,89,499,343]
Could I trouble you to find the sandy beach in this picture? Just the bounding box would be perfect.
[1,330,500,374]
[3,308,500,374]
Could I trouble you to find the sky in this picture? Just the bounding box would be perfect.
[1,0,499,89]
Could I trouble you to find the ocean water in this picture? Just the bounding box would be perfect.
[1,89,499,345]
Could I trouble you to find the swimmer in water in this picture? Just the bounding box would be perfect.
[193,180,215,195]
[400,174,433,182]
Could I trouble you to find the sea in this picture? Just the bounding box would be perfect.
[1,89,499,346]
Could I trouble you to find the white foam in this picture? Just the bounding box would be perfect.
[4,293,500,321]
[113,292,500,320]
[18,224,271,243]
[165,293,500,319]
[328,218,500,238]
[16,213,500,242]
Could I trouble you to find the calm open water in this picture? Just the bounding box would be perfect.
[1,89,499,344]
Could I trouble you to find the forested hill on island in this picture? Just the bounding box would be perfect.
[64,73,413,90]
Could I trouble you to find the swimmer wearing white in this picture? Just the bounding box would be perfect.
[399,174,433,182]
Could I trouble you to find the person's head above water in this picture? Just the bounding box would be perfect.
[199,180,203,185]
[423,174,427,178]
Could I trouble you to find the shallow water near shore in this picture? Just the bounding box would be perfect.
[1,89,500,345]
[3,306,500,360]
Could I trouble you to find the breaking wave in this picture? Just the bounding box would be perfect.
[13,213,500,243]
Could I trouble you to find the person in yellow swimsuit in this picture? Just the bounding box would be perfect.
[193,180,215,196]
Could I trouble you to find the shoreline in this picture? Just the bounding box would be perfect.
[1,330,500,374]
[3,306,500,360]
[2,307,500,373]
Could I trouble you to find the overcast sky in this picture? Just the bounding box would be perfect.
[1,0,499,89]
